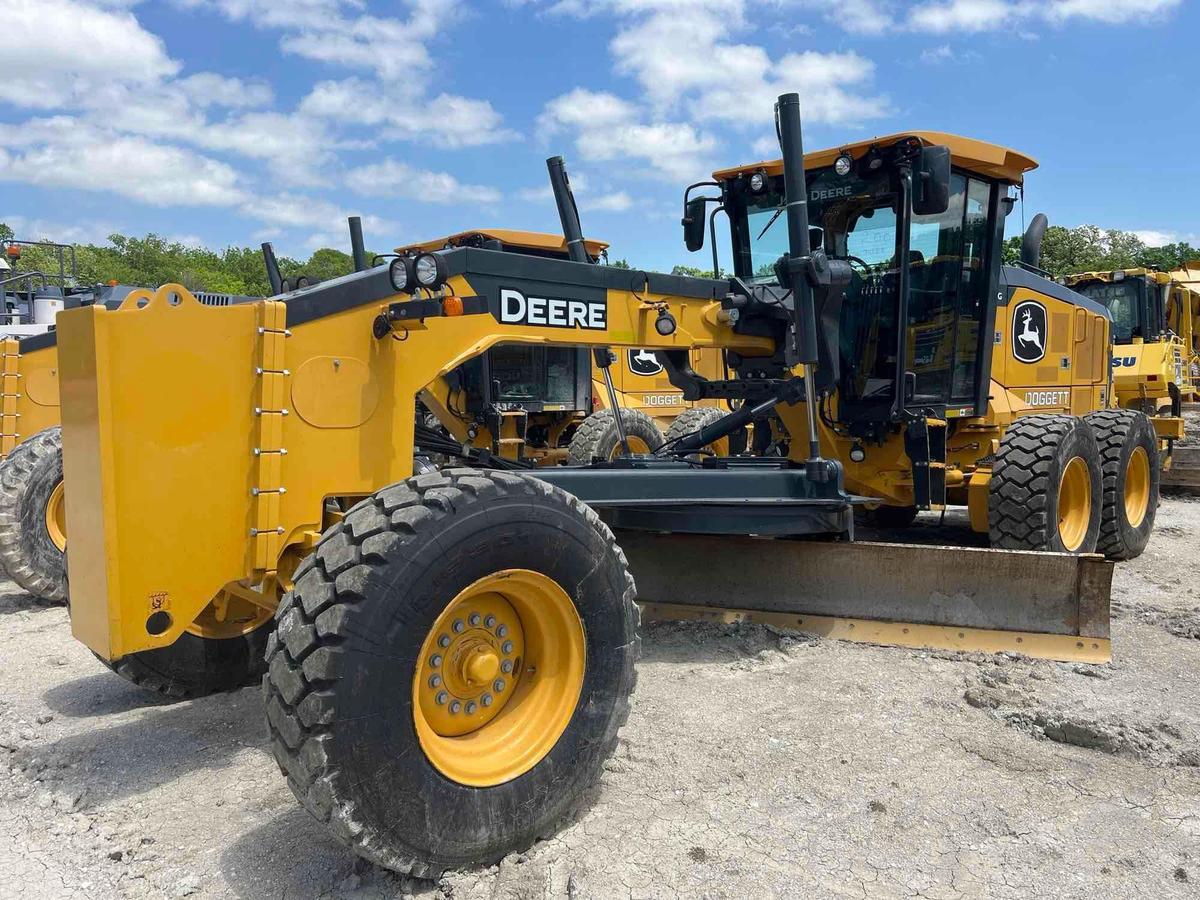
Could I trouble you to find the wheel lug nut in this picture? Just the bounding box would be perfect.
[465,701,477,714]
[493,679,505,693]
[484,615,496,628]
[429,654,442,668]
[438,634,450,648]
[453,619,465,633]
[449,700,461,714]
[481,693,493,707]
[429,674,442,688]
[469,613,481,626]
[501,660,513,674]
[496,624,508,638]
[502,640,513,654]
[435,691,448,706]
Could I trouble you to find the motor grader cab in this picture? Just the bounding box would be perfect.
[53,93,1115,879]
[1169,260,1200,400]
[1065,268,1190,446]
[688,132,1158,560]
[405,228,726,464]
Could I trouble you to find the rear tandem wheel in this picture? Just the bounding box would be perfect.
[264,469,639,877]
[987,414,1102,554]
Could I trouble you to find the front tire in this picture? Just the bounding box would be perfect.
[264,469,638,877]
[988,415,1102,553]
[0,426,68,602]
[1085,409,1159,560]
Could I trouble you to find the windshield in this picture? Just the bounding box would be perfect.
[1076,279,1140,342]
[734,163,993,411]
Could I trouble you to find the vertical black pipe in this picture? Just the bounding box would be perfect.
[547,156,590,264]
[776,92,818,367]
[261,242,283,295]
[348,217,367,272]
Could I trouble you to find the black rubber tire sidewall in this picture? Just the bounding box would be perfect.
[272,471,637,874]
[0,427,68,602]
[1086,409,1159,561]
[104,624,272,699]
[989,415,1102,554]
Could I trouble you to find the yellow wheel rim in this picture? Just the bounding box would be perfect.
[45,480,66,553]
[1057,456,1092,552]
[414,569,585,787]
[1124,446,1150,528]
[185,590,274,640]
[608,435,650,460]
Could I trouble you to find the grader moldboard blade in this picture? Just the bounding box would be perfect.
[621,533,1112,664]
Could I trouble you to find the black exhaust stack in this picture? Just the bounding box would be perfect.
[547,156,590,264]
[261,242,283,296]
[775,92,832,481]
[1021,213,1048,269]
[348,216,367,272]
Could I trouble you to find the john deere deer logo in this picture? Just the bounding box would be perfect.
[1012,300,1047,364]
[628,348,664,376]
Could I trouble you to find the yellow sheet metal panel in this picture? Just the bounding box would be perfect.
[291,356,380,428]
[60,285,264,659]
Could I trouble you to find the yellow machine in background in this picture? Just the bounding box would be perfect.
[1065,269,1192,441]
[1169,260,1200,399]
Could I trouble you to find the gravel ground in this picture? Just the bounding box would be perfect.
[1,498,1198,899]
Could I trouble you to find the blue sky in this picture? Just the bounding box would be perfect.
[1,0,1195,272]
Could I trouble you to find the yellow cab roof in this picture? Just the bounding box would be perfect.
[713,132,1038,185]
[396,229,609,257]
[1171,260,1200,288]
[1064,268,1170,286]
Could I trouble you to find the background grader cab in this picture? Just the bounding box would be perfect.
[407,230,727,465]
[54,93,1115,877]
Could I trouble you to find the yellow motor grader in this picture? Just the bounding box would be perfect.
[54,93,1117,876]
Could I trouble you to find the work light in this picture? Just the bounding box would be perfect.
[749,171,767,193]
[415,252,448,289]
[834,153,853,176]
[389,256,415,293]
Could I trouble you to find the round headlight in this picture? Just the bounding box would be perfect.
[414,252,448,289]
[749,171,767,193]
[834,153,853,177]
[389,256,415,293]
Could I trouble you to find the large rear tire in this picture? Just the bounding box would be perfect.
[1085,408,1159,561]
[264,469,638,877]
[988,415,1102,553]
[0,426,67,602]
[664,406,731,457]
[566,408,663,464]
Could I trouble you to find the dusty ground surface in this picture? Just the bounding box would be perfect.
[2,498,1198,899]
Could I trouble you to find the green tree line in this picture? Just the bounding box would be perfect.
[0,223,376,297]
[3,222,1196,296]
[1002,225,1197,276]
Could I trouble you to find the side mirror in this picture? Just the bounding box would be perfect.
[683,196,708,252]
[913,145,951,216]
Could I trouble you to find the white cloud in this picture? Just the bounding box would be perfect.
[345,160,502,204]
[582,191,633,213]
[0,119,248,207]
[539,89,718,181]
[832,0,894,34]
[176,73,274,109]
[0,214,122,247]
[1131,230,1177,247]
[1,0,178,108]
[907,0,1182,33]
